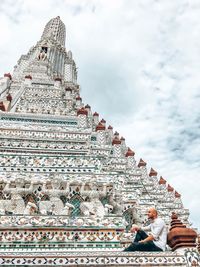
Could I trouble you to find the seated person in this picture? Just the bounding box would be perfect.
[124,207,167,252]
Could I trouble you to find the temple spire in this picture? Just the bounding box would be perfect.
[41,16,66,47]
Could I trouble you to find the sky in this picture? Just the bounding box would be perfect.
[0,0,199,230]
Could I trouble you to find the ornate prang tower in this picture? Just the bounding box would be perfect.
[0,17,198,266]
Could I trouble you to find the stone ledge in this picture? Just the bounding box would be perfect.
[0,250,193,266]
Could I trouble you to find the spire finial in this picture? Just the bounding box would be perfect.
[41,16,66,46]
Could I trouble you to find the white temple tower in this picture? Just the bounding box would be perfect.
[0,16,198,266]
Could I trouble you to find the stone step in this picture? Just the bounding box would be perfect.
[0,250,193,266]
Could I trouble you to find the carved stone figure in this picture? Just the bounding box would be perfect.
[1,179,34,215]
[80,182,107,218]
[108,192,123,215]
[38,48,47,61]
[39,177,69,215]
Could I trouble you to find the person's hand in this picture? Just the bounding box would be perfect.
[130,224,140,233]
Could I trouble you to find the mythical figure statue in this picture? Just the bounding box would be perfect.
[39,176,70,215]
[38,48,47,61]
[80,182,107,218]
[1,178,34,215]
[108,192,123,215]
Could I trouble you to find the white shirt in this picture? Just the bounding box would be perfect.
[142,217,167,251]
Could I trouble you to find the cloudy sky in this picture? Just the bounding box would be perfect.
[0,0,199,229]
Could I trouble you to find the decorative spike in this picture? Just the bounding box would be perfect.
[125,147,135,157]
[100,118,106,126]
[96,122,106,131]
[108,125,113,130]
[159,176,166,185]
[175,191,181,198]
[77,107,88,116]
[149,168,157,177]
[93,112,99,116]
[112,136,121,145]
[138,158,147,167]
[85,104,91,109]
[167,184,174,192]
[100,118,106,123]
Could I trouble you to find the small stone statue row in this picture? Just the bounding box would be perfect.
[0,178,71,216]
[0,178,121,217]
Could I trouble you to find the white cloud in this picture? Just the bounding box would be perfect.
[0,0,199,229]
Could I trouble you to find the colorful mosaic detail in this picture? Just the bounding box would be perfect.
[0,251,189,266]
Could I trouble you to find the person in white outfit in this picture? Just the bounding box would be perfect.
[124,207,167,252]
